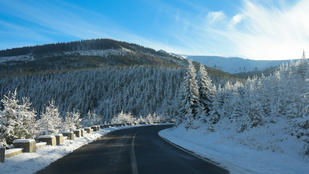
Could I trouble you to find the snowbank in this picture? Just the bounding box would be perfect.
[5,148,23,156]
[159,125,309,174]
[0,126,130,174]
[13,139,35,143]
[38,135,55,138]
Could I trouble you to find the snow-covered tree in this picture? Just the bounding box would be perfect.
[209,84,222,125]
[145,113,154,124]
[37,99,62,135]
[0,90,36,146]
[81,111,101,127]
[72,110,82,129]
[178,60,201,129]
[81,111,95,127]
[297,50,308,79]
[18,97,37,138]
[197,64,213,116]
[0,90,20,146]
[62,110,76,131]
[110,111,135,124]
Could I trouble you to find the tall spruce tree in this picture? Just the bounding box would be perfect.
[197,64,213,117]
[178,60,200,129]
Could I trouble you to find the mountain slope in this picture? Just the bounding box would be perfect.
[187,56,291,74]
[0,39,241,82]
[0,39,188,78]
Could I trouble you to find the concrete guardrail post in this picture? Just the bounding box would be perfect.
[38,135,57,146]
[80,129,85,137]
[73,130,81,137]
[84,127,92,133]
[55,134,64,145]
[91,126,97,131]
[13,139,36,153]
[62,131,74,140]
[5,148,23,158]
[0,146,4,163]
[36,142,47,150]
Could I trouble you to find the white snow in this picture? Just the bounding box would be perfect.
[0,55,34,64]
[0,48,134,65]
[159,125,309,174]
[62,131,73,134]
[5,148,23,155]
[38,135,55,138]
[64,48,132,57]
[0,126,131,174]
[36,142,46,146]
[13,139,35,143]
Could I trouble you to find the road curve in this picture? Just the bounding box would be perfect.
[36,125,229,174]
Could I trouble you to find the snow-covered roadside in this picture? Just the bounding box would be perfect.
[0,126,133,174]
[159,125,309,174]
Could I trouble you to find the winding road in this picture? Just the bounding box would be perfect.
[36,125,229,174]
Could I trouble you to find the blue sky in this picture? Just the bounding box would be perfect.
[0,0,308,60]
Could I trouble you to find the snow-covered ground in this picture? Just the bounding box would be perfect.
[0,126,133,174]
[0,55,34,64]
[159,125,309,174]
[0,48,131,65]
[65,48,131,57]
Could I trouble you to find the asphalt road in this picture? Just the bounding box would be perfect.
[36,125,229,174]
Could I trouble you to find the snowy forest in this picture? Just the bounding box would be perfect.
[0,89,163,146]
[0,61,233,147]
[176,55,309,155]
[0,49,308,155]
[0,67,185,118]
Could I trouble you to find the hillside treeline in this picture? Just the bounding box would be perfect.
[0,39,170,57]
[0,66,185,119]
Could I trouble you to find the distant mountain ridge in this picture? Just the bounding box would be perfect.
[186,56,292,74]
[0,39,188,78]
[0,39,240,82]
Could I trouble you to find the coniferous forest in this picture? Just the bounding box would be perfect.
[0,39,308,157]
[0,66,185,119]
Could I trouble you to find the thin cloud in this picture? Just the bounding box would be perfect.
[0,0,154,50]
[156,0,309,60]
[0,0,179,53]
[232,14,245,25]
[207,0,309,60]
[0,0,110,39]
[206,11,226,25]
[1,0,308,60]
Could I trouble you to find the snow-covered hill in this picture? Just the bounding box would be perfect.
[187,56,291,74]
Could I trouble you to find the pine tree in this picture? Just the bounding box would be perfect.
[209,84,222,125]
[81,111,95,127]
[297,50,308,79]
[0,90,20,146]
[0,90,36,146]
[72,109,82,129]
[178,60,200,129]
[62,110,76,131]
[37,99,62,135]
[197,64,213,117]
[18,97,37,139]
